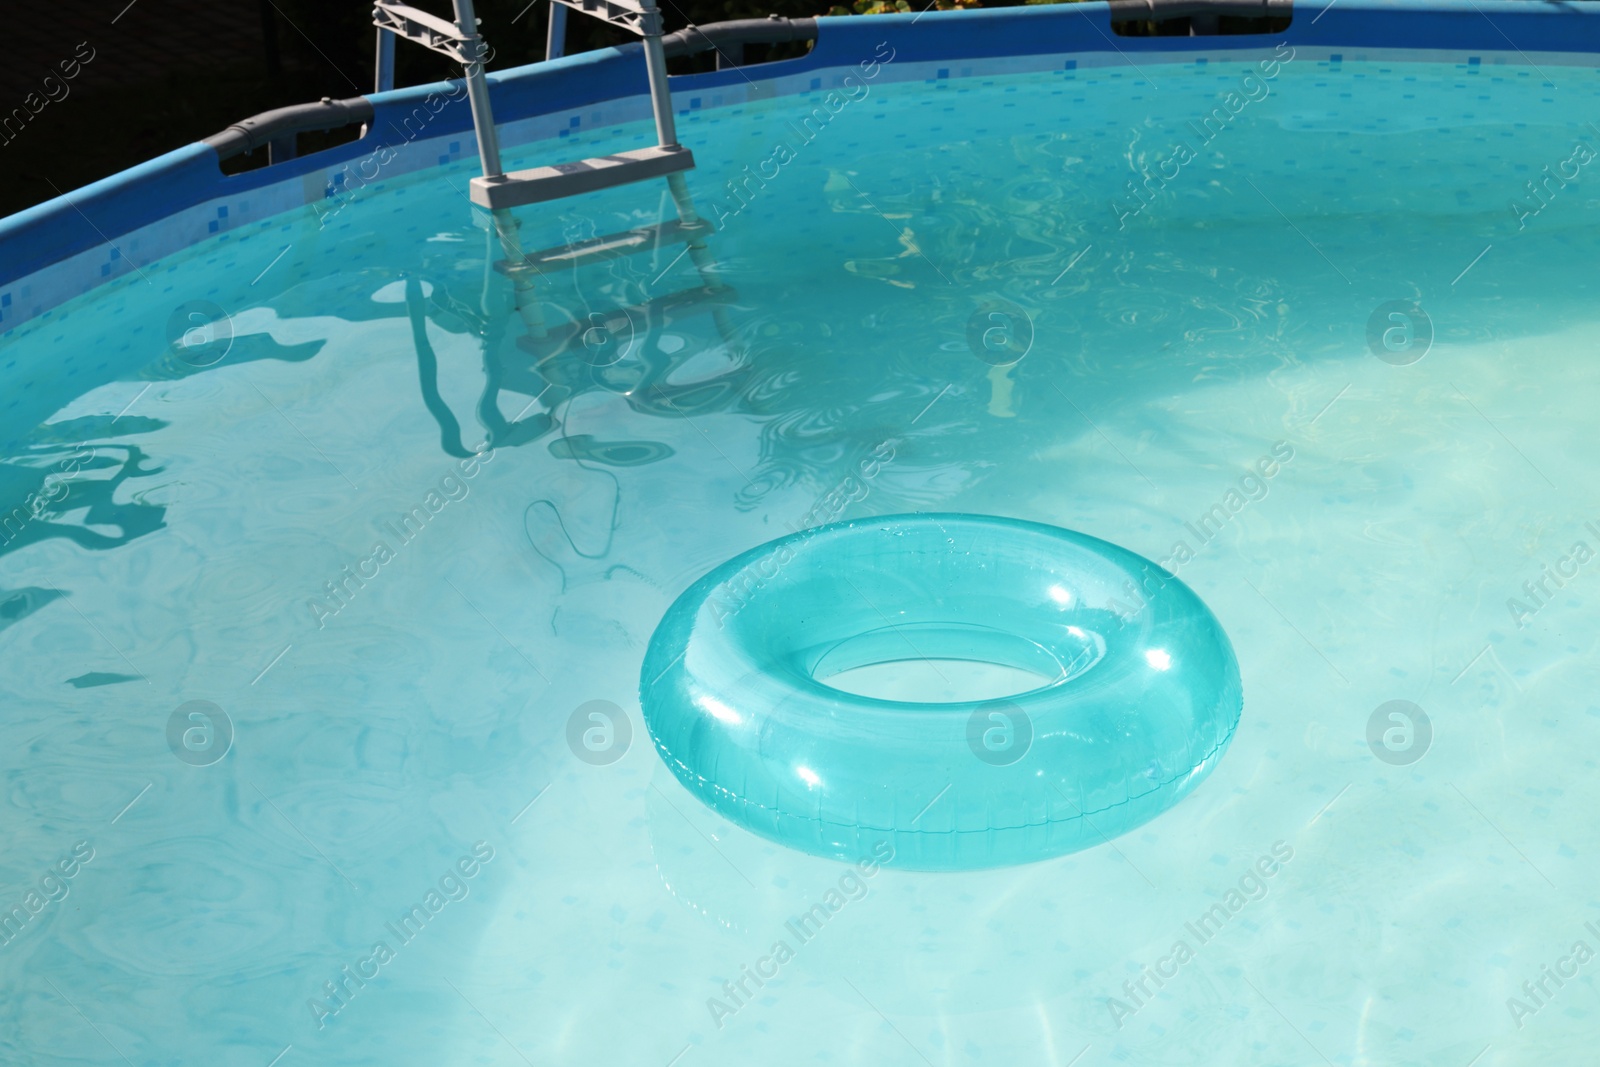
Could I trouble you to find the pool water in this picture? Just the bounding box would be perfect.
[5,46,1600,1066]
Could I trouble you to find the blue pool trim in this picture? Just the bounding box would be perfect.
[3,0,1599,333]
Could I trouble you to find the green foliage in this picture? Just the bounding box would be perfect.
[826,0,984,13]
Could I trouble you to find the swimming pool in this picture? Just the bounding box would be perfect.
[4,1,1600,1063]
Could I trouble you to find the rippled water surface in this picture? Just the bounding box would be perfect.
[5,48,1600,1066]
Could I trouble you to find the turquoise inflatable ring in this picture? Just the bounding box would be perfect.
[639,514,1242,870]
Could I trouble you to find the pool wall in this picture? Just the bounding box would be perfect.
[1,0,1597,337]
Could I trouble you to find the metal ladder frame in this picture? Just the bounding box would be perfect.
[402,172,743,454]
[372,0,693,210]
[366,0,745,457]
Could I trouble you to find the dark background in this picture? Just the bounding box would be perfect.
[0,0,1003,219]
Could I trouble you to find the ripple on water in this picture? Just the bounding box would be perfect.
[73,835,303,979]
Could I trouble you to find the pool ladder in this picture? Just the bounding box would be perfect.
[372,0,694,209]
[374,0,736,451]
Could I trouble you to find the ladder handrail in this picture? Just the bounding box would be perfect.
[373,0,689,208]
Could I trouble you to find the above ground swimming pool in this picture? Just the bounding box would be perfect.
[4,1,1600,1063]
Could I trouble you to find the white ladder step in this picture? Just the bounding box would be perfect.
[470,145,695,209]
[493,218,709,277]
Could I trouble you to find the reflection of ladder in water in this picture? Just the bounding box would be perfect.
[487,168,738,369]
[411,177,742,453]
[372,0,693,209]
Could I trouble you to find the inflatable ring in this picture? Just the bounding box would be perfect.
[640,514,1242,870]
